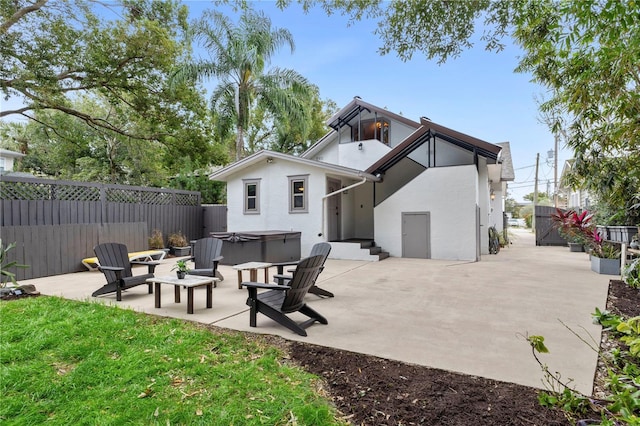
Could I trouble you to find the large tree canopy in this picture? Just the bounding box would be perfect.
[276,0,640,224]
[1,0,209,145]
[171,9,316,160]
[1,0,231,193]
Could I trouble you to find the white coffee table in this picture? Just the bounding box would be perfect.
[146,275,219,314]
[232,261,272,289]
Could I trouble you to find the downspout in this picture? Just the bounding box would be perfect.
[319,175,377,239]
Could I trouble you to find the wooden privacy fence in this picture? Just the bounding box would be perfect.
[0,176,204,280]
[535,205,566,246]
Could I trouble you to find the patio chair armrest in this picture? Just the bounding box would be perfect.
[242,282,290,291]
[97,265,124,281]
[272,260,300,275]
[272,274,292,285]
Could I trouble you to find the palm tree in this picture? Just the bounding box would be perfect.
[173,10,313,160]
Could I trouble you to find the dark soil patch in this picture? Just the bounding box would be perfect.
[606,280,639,318]
[282,279,639,425]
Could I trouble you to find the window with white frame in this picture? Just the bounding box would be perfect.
[243,179,260,214]
[288,175,308,213]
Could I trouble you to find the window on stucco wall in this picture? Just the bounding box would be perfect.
[244,179,260,214]
[288,175,308,213]
[352,118,390,144]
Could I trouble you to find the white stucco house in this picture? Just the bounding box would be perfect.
[560,159,592,211]
[0,148,25,173]
[210,97,514,262]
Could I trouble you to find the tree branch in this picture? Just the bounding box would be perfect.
[0,0,49,34]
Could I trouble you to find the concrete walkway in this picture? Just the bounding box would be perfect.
[21,228,610,395]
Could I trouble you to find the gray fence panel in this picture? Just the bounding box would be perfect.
[535,205,566,246]
[2,223,151,280]
[203,205,227,235]
[1,177,202,279]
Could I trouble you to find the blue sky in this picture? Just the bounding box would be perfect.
[186,1,570,203]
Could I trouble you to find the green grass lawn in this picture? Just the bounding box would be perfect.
[1,296,341,425]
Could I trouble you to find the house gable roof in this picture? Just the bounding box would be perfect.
[366,117,503,175]
[326,96,421,131]
[496,142,515,181]
[302,97,420,159]
[209,150,381,182]
[0,149,25,159]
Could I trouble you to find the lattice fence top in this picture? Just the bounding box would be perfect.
[0,177,199,206]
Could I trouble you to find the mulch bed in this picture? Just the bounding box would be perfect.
[284,279,639,425]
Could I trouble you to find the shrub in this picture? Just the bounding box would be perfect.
[167,231,188,247]
[148,229,164,249]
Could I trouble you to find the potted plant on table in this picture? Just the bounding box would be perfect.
[172,259,189,279]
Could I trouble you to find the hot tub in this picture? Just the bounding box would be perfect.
[210,230,301,265]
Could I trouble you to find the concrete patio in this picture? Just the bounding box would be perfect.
[20,228,610,395]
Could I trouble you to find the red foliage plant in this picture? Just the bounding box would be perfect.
[552,208,620,258]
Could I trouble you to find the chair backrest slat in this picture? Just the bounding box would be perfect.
[94,243,133,283]
[281,254,324,313]
[309,242,331,259]
[193,237,223,269]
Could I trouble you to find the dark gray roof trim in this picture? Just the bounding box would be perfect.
[326,97,420,131]
[366,118,502,175]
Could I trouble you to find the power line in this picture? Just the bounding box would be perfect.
[514,164,536,170]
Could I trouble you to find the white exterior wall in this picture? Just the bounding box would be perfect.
[488,188,504,231]
[374,165,479,261]
[225,160,328,255]
[311,135,340,164]
[388,121,420,148]
[338,140,391,170]
[477,158,490,255]
[0,156,15,171]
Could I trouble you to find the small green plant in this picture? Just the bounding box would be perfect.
[167,231,188,247]
[617,316,640,357]
[526,313,640,425]
[0,239,29,287]
[171,259,188,273]
[592,307,622,330]
[148,229,164,249]
[622,257,640,288]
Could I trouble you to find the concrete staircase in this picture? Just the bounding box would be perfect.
[329,239,389,261]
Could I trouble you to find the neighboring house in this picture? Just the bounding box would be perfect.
[210,97,514,262]
[559,159,592,211]
[0,148,25,173]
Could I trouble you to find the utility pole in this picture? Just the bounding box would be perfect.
[533,153,540,235]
